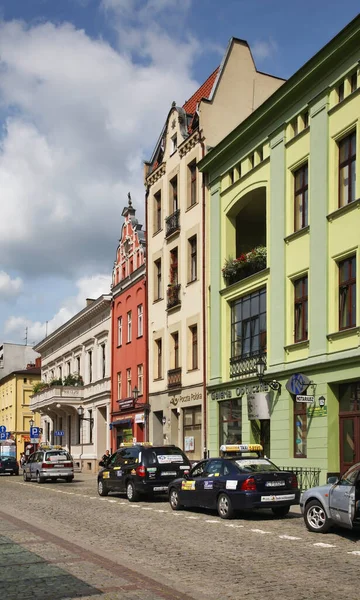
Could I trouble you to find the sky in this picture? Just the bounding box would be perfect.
[0,0,359,346]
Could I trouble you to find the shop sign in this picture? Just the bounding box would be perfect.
[247,392,270,420]
[307,406,327,417]
[211,384,269,401]
[184,436,195,452]
[296,395,314,403]
[119,398,135,410]
[170,391,202,407]
[135,413,144,424]
[286,373,310,395]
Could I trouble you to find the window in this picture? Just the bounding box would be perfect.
[172,331,179,369]
[76,356,80,375]
[219,398,242,445]
[126,368,132,397]
[231,288,266,359]
[188,236,197,282]
[294,163,308,231]
[101,343,106,379]
[338,81,344,103]
[154,190,162,233]
[59,366,62,380]
[117,316,123,346]
[137,304,143,337]
[258,147,263,163]
[190,325,198,370]
[229,169,234,185]
[154,258,162,300]
[303,111,309,129]
[351,72,357,93]
[67,361,71,376]
[188,161,197,206]
[249,153,255,169]
[292,117,298,136]
[155,338,162,379]
[171,134,177,154]
[117,372,122,400]
[183,406,201,459]
[137,364,143,395]
[339,131,356,207]
[170,247,178,284]
[88,350,93,383]
[127,311,132,343]
[339,256,356,330]
[294,276,308,342]
[294,401,307,458]
[170,176,178,212]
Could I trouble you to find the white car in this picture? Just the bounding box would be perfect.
[300,462,360,533]
[23,447,74,484]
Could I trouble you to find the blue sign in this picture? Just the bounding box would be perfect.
[0,425,7,434]
[0,432,7,441]
[30,427,40,437]
[286,373,310,395]
[54,430,64,437]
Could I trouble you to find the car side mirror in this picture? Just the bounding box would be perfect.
[99,460,105,467]
[327,476,338,485]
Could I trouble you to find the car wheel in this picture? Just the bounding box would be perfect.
[304,499,330,533]
[98,479,109,497]
[36,471,45,484]
[15,471,19,476]
[217,493,234,519]
[126,480,139,502]
[272,506,290,518]
[169,488,183,511]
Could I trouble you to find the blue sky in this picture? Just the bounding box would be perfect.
[0,0,359,346]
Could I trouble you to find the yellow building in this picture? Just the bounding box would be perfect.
[0,366,41,460]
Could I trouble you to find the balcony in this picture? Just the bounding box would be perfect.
[168,367,182,389]
[83,377,111,401]
[167,284,181,310]
[30,385,84,412]
[222,247,267,286]
[165,210,180,238]
[229,352,266,379]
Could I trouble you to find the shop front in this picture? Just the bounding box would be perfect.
[149,385,203,460]
[111,398,149,451]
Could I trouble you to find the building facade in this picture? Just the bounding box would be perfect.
[0,365,41,460]
[0,343,39,379]
[145,40,284,460]
[200,16,360,482]
[30,296,111,472]
[110,195,147,450]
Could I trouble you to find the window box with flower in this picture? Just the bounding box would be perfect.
[222,246,267,285]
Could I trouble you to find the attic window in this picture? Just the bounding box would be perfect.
[171,134,177,154]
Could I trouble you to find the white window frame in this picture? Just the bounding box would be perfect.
[127,311,132,343]
[117,316,123,346]
[137,304,143,337]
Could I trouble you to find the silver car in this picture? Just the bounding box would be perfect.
[23,447,74,484]
[300,462,360,533]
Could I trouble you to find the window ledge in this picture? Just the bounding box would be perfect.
[152,228,163,237]
[284,225,309,243]
[284,340,309,352]
[153,297,163,304]
[327,197,360,221]
[185,202,198,213]
[327,326,360,341]
[186,279,198,287]
[284,126,310,148]
[153,377,164,382]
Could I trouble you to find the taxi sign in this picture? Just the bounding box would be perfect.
[119,442,153,447]
[219,444,263,453]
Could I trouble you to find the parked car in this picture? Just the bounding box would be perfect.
[0,456,19,476]
[301,462,360,533]
[97,443,191,501]
[168,444,300,519]
[23,446,74,483]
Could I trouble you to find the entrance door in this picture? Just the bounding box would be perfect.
[340,417,360,474]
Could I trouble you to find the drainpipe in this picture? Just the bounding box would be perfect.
[110,297,115,453]
[144,186,149,444]
[200,134,208,459]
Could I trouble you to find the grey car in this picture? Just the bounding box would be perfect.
[300,462,360,533]
[23,448,74,484]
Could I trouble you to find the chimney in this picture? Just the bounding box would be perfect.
[35,357,41,368]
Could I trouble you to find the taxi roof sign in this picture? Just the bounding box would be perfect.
[220,444,263,453]
[119,442,153,447]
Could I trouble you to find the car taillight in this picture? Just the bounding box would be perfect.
[42,462,54,469]
[63,462,73,467]
[241,477,257,491]
[290,474,298,489]
[136,465,146,477]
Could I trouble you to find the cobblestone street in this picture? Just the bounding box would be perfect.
[1,473,360,600]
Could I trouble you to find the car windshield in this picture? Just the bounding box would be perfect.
[233,458,279,473]
[45,451,71,462]
[0,457,14,462]
[148,447,188,465]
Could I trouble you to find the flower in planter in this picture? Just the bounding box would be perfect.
[222,246,267,282]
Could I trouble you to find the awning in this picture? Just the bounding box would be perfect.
[111,419,133,426]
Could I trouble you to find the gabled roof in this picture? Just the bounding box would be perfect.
[183,67,220,114]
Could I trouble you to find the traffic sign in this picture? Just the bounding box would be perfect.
[54,430,64,437]
[30,438,40,444]
[0,432,7,440]
[296,395,314,403]
[0,425,7,434]
[30,427,40,437]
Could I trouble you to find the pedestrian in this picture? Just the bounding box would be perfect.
[101,450,110,465]
[20,453,26,469]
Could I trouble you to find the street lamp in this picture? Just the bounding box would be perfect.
[132,386,139,402]
[77,406,94,424]
[256,356,281,392]
[29,418,34,428]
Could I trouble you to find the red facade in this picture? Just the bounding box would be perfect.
[110,195,147,451]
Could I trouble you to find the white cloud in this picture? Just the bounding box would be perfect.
[4,273,111,344]
[0,271,23,300]
[252,38,278,61]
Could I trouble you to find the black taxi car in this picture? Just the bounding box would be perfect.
[168,444,300,519]
[97,443,191,501]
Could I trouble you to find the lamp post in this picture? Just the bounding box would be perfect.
[132,386,149,443]
[76,406,94,472]
[256,356,281,392]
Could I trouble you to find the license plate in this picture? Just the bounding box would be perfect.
[265,480,285,487]
[261,494,295,502]
[161,472,177,476]
[5,469,13,472]
[55,464,64,468]
[153,486,168,491]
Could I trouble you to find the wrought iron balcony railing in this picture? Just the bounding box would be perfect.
[229,352,266,378]
[168,367,182,389]
[167,284,181,310]
[165,210,180,237]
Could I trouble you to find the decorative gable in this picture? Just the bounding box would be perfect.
[112,193,146,288]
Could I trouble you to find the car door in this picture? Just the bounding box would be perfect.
[180,460,208,507]
[329,464,359,528]
[197,459,226,508]
[106,452,125,492]
[30,452,39,478]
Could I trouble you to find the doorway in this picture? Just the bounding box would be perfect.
[339,382,360,474]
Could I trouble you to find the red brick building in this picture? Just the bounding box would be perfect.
[110,194,147,450]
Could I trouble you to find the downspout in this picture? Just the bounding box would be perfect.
[110,297,115,453]
[200,134,208,458]
[14,375,18,458]
[145,187,149,443]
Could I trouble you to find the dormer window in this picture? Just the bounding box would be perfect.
[171,134,177,154]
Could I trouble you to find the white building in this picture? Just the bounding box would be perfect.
[30,296,111,472]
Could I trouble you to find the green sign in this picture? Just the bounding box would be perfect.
[307,406,327,417]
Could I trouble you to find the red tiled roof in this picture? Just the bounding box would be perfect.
[182,67,219,115]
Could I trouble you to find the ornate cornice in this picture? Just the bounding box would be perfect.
[146,162,166,188]
[179,131,200,158]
